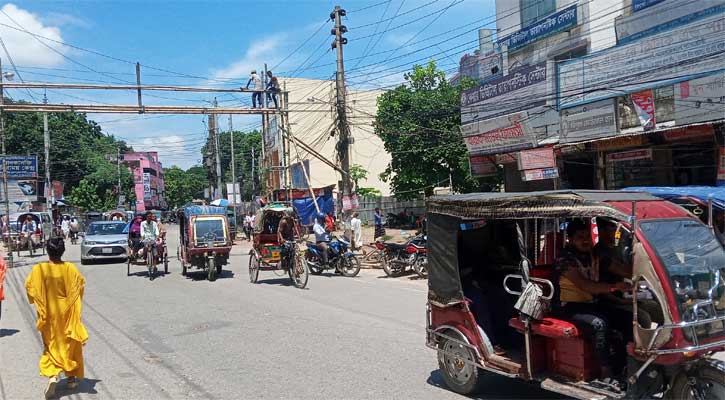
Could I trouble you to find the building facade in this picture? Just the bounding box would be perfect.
[261,77,390,197]
[123,151,166,211]
[460,0,725,191]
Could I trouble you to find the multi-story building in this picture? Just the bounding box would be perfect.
[123,151,166,211]
[261,77,389,197]
[460,0,725,191]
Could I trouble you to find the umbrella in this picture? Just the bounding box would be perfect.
[210,199,229,207]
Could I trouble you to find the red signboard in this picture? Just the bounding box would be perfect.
[606,148,653,163]
[469,155,497,177]
[718,147,725,186]
[518,148,555,171]
[662,124,714,142]
[631,90,656,131]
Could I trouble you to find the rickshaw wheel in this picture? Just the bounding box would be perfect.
[164,253,169,274]
[126,258,131,276]
[289,253,309,289]
[207,258,217,281]
[666,360,725,400]
[340,254,361,277]
[248,253,260,283]
[438,331,484,395]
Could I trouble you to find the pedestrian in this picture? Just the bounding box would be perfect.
[350,212,362,250]
[266,71,280,108]
[245,70,263,108]
[61,216,71,239]
[374,207,385,240]
[25,237,88,398]
[244,211,255,241]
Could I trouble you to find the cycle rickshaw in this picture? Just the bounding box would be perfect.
[126,216,169,279]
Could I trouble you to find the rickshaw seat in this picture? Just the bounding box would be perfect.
[508,317,580,339]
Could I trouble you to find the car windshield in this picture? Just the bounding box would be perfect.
[194,219,225,242]
[87,223,126,235]
[639,219,725,321]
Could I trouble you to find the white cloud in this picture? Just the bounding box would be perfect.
[0,3,67,66]
[41,12,91,29]
[211,33,288,81]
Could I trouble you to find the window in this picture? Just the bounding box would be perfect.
[142,168,157,177]
[520,0,556,27]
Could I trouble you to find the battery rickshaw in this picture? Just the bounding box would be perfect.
[248,205,308,289]
[426,190,724,399]
[177,206,231,281]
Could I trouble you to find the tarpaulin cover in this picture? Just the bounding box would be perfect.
[427,212,464,305]
[293,194,335,225]
[623,186,725,210]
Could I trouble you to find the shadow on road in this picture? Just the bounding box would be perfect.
[55,377,102,398]
[426,370,567,399]
[184,269,235,281]
[255,277,292,287]
[0,328,20,337]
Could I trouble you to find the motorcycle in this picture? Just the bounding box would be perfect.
[411,236,427,278]
[379,234,427,277]
[305,235,361,277]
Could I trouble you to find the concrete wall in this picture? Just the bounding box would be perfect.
[276,77,391,196]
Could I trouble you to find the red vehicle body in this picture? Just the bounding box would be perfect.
[426,191,724,399]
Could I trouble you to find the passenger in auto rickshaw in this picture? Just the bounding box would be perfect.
[553,220,632,377]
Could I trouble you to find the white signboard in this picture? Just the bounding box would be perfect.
[559,12,725,108]
[0,180,37,202]
[477,51,502,82]
[226,183,241,204]
[462,111,537,155]
[616,1,724,45]
[561,99,618,143]
[674,72,725,125]
[143,173,151,200]
[462,62,549,124]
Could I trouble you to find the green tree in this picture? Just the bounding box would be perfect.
[204,130,262,200]
[374,61,481,199]
[163,165,207,209]
[349,164,382,198]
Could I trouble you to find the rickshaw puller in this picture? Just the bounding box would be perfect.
[140,212,161,261]
[278,210,298,265]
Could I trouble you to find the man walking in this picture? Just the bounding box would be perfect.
[25,237,88,398]
[244,211,255,241]
[245,70,263,108]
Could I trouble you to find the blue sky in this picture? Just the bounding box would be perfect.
[2,0,495,169]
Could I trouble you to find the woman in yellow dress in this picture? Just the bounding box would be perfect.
[25,236,88,398]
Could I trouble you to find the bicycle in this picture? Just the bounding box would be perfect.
[144,239,157,280]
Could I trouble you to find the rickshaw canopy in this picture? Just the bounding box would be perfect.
[181,205,227,219]
[426,190,660,306]
[255,204,294,230]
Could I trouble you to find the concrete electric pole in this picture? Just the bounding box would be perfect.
[43,92,52,210]
[229,114,238,232]
[0,57,12,268]
[331,5,352,218]
[213,98,223,199]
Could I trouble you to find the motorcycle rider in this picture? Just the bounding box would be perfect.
[313,213,330,266]
[69,217,80,243]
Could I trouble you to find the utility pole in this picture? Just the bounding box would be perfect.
[331,6,352,218]
[43,92,51,210]
[251,147,256,197]
[0,57,11,268]
[228,114,238,232]
[213,98,222,199]
[117,146,122,201]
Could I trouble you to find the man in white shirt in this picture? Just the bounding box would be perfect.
[350,212,362,250]
[140,212,160,258]
[313,214,330,266]
[245,70,263,108]
[244,211,255,241]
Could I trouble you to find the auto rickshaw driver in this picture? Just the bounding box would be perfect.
[553,220,631,378]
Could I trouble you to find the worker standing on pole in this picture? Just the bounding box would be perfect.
[245,70,263,108]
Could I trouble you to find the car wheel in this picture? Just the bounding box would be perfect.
[80,258,89,265]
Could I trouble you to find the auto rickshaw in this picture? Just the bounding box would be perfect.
[106,210,127,222]
[248,204,308,289]
[425,190,724,399]
[177,205,231,281]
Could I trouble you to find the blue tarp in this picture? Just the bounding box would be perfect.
[623,186,725,210]
[293,194,335,226]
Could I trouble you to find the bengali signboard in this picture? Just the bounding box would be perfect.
[0,155,38,178]
[496,5,577,52]
[606,148,653,163]
[462,111,537,156]
[662,125,715,142]
[461,62,548,123]
[632,0,664,13]
[143,173,151,200]
[0,155,38,203]
[469,155,497,177]
[517,148,555,171]
[631,90,656,131]
[559,11,725,108]
[674,72,725,125]
[522,167,559,182]
[477,51,502,83]
[618,2,724,45]
[560,99,618,143]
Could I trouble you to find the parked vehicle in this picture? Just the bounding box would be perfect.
[305,235,360,277]
[379,234,427,277]
[247,205,308,289]
[81,221,128,265]
[411,235,427,278]
[176,206,231,281]
[426,190,724,399]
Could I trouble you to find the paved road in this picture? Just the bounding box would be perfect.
[0,225,559,399]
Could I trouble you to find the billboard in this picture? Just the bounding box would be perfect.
[560,99,618,143]
[0,179,37,202]
[0,155,38,178]
[617,1,724,45]
[143,173,151,200]
[558,11,725,108]
[462,111,537,156]
[290,160,311,189]
[496,5,577,51]
[674,72,725,125]
[0,155,38,203]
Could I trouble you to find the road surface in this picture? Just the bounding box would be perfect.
[0,225,564,399]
